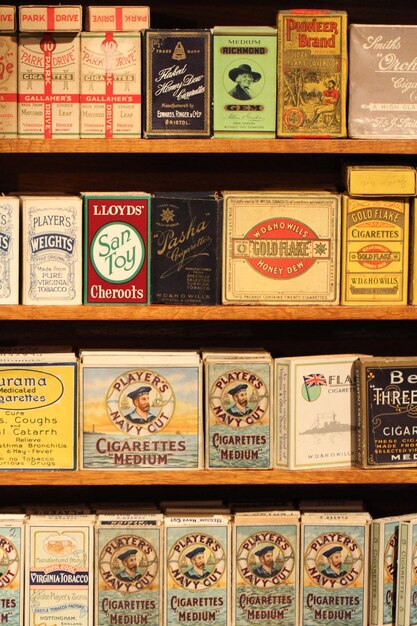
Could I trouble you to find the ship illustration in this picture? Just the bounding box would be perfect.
[300,412,353,435]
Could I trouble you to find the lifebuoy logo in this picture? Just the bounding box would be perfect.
[232,217,330,279]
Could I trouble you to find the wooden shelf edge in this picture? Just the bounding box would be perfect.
[2,138,417,154]
[1,468,417,486]
[0,304,416,321]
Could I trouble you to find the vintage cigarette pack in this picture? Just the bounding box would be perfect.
[213,26,277,138]
[0,196,19,304]
[223,191,341,304]
[81,350,203,469]
[277,10,347,137]
[395,517,417,626]
[345,166,417,198]
[86,6,150,32]
[233,511,299,626]
[301,512,371,626]
[369,514,414,626]
[355,357,417,468]
[151,192,222,305]
[83,192,150,304]
[275,354,360,470]
[25,515,94,626]
[203,351,273,469]
[144,30,211,138]
[18,33,80,138]
[0,352,77,470]
[96,513,163,626]
[21,195,82,305]
[0,34,17,137]
[0,6,15,32]
[0,514,25,625]
[164,515,231,626]
[349,25,417,138]
[80,32,141,138]
[341,196,409,305]
[411,198,417,304]
[19,5,82,32]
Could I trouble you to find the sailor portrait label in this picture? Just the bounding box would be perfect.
[232,217,330,279]
[0,535,19,589]
[237,531,294,588]
[168,533,226,591]
[106,369,175,436]
[384,531,397,580]
[210,369,268,428]
[99,534,158,594]
[304,531,363,589]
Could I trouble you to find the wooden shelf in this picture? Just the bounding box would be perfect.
[2,138,417,154]
[2,468,417,486]
[0,304,416,321]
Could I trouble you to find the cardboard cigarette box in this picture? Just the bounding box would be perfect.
[0,34,17,137]
[19,5,82,32]
[164,515,231,626]
[80,31,141,138]
[345,166,417,198]
[222,191,341,304]
[204,351,273,469]
[341,196,409,305]
[81,350,203,470]
[21,196,82,305]
[213,26,277,138]
[355,357,417,468]
[410,198,417,304]
[301,512,371,626]
[275,354,360,470]
[0,515,25,625]
[349,25,417,138]
[144,30,211,138]
[277,10,347,137]
[395,517,417,626]
[86,6,150,32]
[25,515,94,626]
[151,192,222,305]
[233,511,299,626]
[0,352,77,470]
[96,514,163,626]
[0,6,15,32]
[18,33,80,138]
[83,192,150,304]
[0,196,19,304]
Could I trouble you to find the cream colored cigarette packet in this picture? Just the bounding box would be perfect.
[0,6,15,32]
[19,5,82,32]
[86,6,150,32]
[0,35,17,137]
[0,196,19,303]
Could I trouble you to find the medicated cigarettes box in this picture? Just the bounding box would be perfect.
[0,196,19,304]
[0,6,15,32]
[341,196,409,305]
[86,6,150,32]
[213,26,277,138]
[301,512,371,626]
[83,192,150,304]
[0,352,77,470]
[223,191,341,304]
[80,32,142,138]
[144,30,211,138]
[164,515,231,626]
[18,33,80,138]
[0,34,17,137]
[21,196,82,305]
[19,5,82,32]
[349,25,417,138]
[96,514,163,626]
[345,166,417,198]
[233,511,299,626]
[0,515,25,625]
[81,350,203,470]
[277,10,347,137]
[204,351,273,469]
[25,515,94,626]
[275,354,360,470]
